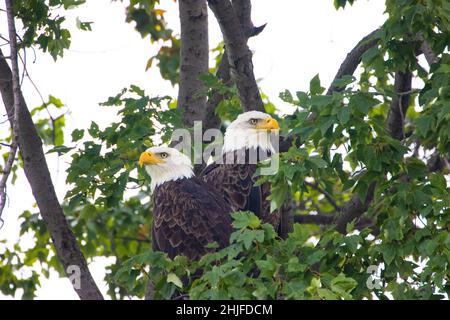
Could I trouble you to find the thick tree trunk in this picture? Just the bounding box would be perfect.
[178,0,209,127]
[0,50,103,300]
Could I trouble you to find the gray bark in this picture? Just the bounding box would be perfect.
[386,72,413,140]
[327,29,380,95]
[0,49,103,300]
[279,28,382,153]
[208,0,264,112]
[202,0,266,133]
[178,0,209,127]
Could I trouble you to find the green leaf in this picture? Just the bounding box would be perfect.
[361,46,379,64]
[337,107,350,125]
[71,129,84,142]
[318,288,338,300]
[46,145,74,154]
[349,93,381,114]
[167,273,183,288]
[310,74,324,95]
[231,212,261,229]
[331,274,357,291]
[430,173,446,190]
[331,75,356,89]
[307,155,328,168]
[380,244,396,265]
[306,250,327,266]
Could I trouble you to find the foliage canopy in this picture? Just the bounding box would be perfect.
[0,0,449,300]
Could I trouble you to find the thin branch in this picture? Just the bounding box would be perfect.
[0,114,14,124]
[294,213,379,234]
[416,33,439,65]
[0,34,9,43]
[294,213,334,225]
[5,0,20,142]
[0,0,21,228]
[304,181,342,211]
[0,139,17,226]
[116,236,150,243]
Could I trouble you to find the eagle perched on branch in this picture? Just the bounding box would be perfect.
[139,111,280,260]
[140,147,232,260]
[201,111,281,230]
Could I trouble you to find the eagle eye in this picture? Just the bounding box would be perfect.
[249,118,258,125]
[159,152,169,159]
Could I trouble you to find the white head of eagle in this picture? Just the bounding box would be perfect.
[223,111,279,154]
[139,146,194,192]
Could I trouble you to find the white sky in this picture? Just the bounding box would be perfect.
[0,0,386,299]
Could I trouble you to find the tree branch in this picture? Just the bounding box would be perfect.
[0,46,103,299]
[304,181,342,211]
[386,71,413,140]
[327,28,380,95]
[278,193,294,239]
[279,29,381,153]
[0,0,20,227]
[208,0,264,112]
[295,213,334,225]
[202,50,231,132]
[334,71,413,234]
[333,182,376,234]
[202,0,267,134]
[416,33,439,66]
[295,213,379,234]
[177,0,209,127]
[0,139,17,226]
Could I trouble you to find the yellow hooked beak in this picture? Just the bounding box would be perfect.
[255,117,280,130]
[139,151,165,167]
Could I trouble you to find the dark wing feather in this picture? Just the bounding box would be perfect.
[200,148,280,230]
[201,161,256,212]
[152,178,232,260]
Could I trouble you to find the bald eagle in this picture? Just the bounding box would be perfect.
[140,147,232,260]
[200,111,281,230]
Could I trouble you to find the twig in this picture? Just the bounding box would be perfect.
[116,236,150,243]
[0,34,9,43]
[0,139,17,227]
[0,114,14,124]
[294,213,378,234]
[0,0,21,228]
[304,181,342,211]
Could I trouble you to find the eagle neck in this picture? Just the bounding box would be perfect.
[146,164,194,192]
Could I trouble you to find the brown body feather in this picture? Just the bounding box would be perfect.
[152,177,233,260]
[200,148,281,231]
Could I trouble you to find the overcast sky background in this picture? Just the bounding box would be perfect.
[0,0,386,299]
